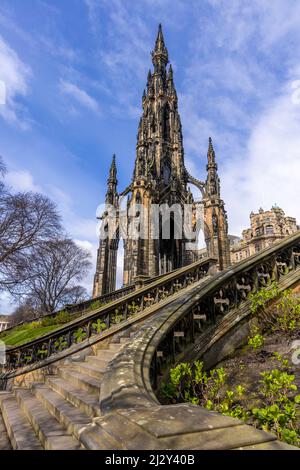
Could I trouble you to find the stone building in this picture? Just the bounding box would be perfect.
[0,315,10,333]
[93,25,231,297]
[230,206,298,264]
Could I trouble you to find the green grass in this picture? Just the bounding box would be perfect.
[0,325,61,347]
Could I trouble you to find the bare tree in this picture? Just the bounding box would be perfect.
[9,298,40,326]
[0,191,62,291]
[13,238,91,313]
[0,156,7,197]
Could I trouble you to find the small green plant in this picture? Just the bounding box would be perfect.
[274,290,300,333]
[128,302,139,316]
[37,348,48,359]
[252,368,300,446]
[272,352,290,369]
[164,358,300,447]
[92,318,107,334]
[23,354,33,364]
[54,336,68,351]
[111,309,123,324]
[41,316,56,327]
[249,281,280,315]
[42,310,72,327]
[167,361,249,421]
[89,300,103,311]
[73,327,87,343]
[258,369,297,404]
[55,310,72,324]
[248,325,264,351]
[22,321,42,330]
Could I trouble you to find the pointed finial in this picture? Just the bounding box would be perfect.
[108,154,117,182]
[155,23,166,51]
[208,137,215,161]
[112,153,116,167]
[167,64,173,80]
[152,24,168,70]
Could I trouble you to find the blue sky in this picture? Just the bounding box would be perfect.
[1,0,300,313]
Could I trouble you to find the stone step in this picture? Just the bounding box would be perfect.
[85,355,112,369]
[47,376,100,418]
[33,384,93,440]
[14,388,82,450]
[58,367,102,395]
[70,362,105,379]
[0,393,42,450]
[0,407,11,450]
[79,418,126,450]
[109,343,122,351]
[119,337,130,344]
[96,349,117,360]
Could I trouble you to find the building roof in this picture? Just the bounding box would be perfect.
[0,315,10,323]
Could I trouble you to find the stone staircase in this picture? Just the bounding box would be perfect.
[0,337,126,450]
[1,233,300,450]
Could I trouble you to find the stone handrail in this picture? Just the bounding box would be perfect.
[90,232,300,450]
[2,257,216,371]
[99,231,300,412]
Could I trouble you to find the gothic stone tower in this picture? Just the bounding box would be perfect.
[203,138,231,271]
[93,25,231,297]
[93,155,119,297]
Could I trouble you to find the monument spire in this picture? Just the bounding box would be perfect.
[105,154,118,206]
[151,24,169,73]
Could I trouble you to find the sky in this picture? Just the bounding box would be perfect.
[1,0,300,314]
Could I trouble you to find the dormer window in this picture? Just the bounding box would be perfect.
[266,225,274,235]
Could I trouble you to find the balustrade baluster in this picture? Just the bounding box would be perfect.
[47,339,53,357]
[87,321,91,338]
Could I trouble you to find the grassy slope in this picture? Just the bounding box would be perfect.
[0,325,61,347]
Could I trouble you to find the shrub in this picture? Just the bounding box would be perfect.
[89,300,103,311]
[167,361,249,421]
[249,281,280,315]
[250,284,300,336]
[25,321,42,330]
[252,369,300,446]
[55,310,72,324]
[41,310,71,327]
[248,325,264,351]
[41,316,56,327]
[165,359,300,447]
[273,290,300,334]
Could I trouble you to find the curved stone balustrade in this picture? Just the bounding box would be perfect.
[83,231,300,449]
[1,257,215,374]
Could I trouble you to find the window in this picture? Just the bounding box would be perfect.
[265,225,274,235]
[163,164,171,185]
[255,243,260,253]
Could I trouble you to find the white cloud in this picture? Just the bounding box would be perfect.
[74,239,98,295]
[0,35,31,128]
[59,80,101,114]
[0,291,15,315]
[220,82,300,235]
[6,169,41,192]
[116,242,124,289]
